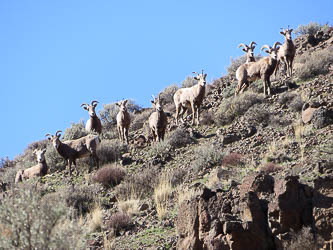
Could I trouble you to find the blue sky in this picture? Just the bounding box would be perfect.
[1,0,332,159]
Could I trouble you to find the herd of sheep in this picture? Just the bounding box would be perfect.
[15,26,296,183]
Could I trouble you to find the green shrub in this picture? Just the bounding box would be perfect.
[130,109,153,131]
[148,140,171,158]
[45,143,66,173]
[159,84,179,104]
[100,100,141,130]
[244,103,271,126]
[62,121,88,140]
[215,92,264,126]
[93,164,125,188]
[167,128,195,149]
[0,185,86,249]
[294,22,329,36]
[192,144,224,172]
[98,140,128,165]
[63,185,99,217]
[182,76,197,88]
[227,55,247,75]
[295,47,333,80]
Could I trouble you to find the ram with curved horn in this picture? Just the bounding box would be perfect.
[81,100,103,134]
[235,42,282,96]
[238,41,257,63]
[173,70,207,126]
[46,131,100,177]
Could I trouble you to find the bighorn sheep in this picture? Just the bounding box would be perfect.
[149,95,168,142]
[81,100,102,134]
[235,42,282,96]
[275,26,296,77]
[238,41,257,63]
[116,100,131,144]
[15,149,48,183]
[173,70,207,126]
[45,131,100,176]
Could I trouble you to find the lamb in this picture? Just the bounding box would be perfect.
[235,42,282,96]
[116,100,131,144]
[275,26,296,77]
[45,131,100,176]
[15,149,48,183]
[149,95,168,142]
[81,100,103,134]
[173,70,207,126]
[238,41,257,63]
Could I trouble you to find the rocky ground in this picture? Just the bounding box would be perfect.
[1,27,333,249]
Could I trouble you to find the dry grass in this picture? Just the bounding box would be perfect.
[177,185,200,206]
[117,196,140,217]
[86,204,103,233]
[154,173,173,220]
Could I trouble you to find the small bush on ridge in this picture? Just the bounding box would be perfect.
[93,164,125,188]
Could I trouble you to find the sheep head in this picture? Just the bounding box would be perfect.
[81,100,99,118]
[261,42,282,60]
[33,148,47,163]
[280,26,293,40]
[116,100,128,112]
[45,131,62,149]
[151,95,163,112]
[193,70,207,86]
[238,41,257,61]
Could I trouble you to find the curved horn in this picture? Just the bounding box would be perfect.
[261,45,271,51]
[273,41,282,49]
[81,103,88,108]
[45,133,52,138]
[151,95,156,101]
[238,43,248,49]
[91,100,99,107]
[55,130,62,137]
[192,71,198,75]
[201,69,204,75]
[249,41,257,48]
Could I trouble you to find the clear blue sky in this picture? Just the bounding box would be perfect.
[1,0,332,159]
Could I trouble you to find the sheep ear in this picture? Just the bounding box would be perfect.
[116,103,120,107]
[242,48,247,52]
[204,74,207,78]
[194,76,199,80]
[151,100,155,104]
[280,31,285,35]
[42,149,47,153]
[124,100,128,105]
[82,106,88,111]
[290,29,293,32]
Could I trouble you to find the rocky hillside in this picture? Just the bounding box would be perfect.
[0,24,333,250]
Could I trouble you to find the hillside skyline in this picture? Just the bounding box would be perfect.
[1,0,333,159]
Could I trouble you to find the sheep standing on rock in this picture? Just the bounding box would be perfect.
[238,41,257,63]
[116,100,131,144]
[275,26,296,78]
[15,149,48,183]
[149,95,168,142]
[46,131,100,176]
[81,100,103,134]
[235,42,282,96]
[174,70,207,126]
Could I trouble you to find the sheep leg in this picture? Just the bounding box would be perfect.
[175,105,180,125]
[117,126,122,142]
[191,102,196,125]
[179,106,186,123]
[68,160,72,177]
[196,105,200,125]
[124,127,129,144]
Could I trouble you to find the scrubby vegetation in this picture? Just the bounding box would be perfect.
[1,22,333,249]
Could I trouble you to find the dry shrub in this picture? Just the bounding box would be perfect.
[98,140,128,165]
[227,54,247,75]
[294,22,329,36]
[115,165,160,200]
[295,46,333,80]
[215,92,264,126]
[260,162,282,174]
[93,164,125,188]
[167,128,195,149]
[278,92,304,112]
[284,226,323,250]
[107,212,131,233]
[244,104,271,126]
[177,186,200,206]
[200,111,215,125]
[169,168,187,187]
[222,153,244,167]
[182,76,197,88]
[148,140,171,158]
[117,198,140,217]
